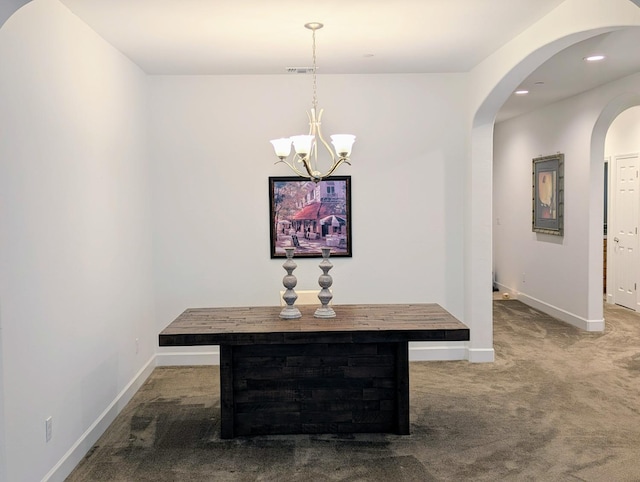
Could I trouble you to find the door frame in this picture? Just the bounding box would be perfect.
[607,152,640,310]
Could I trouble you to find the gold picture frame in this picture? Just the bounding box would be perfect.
[532,153,564,236]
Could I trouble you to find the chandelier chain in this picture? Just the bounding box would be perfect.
[312,27,318,112]
[270,22,354,182]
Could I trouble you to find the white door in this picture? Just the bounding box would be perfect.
[613,154,639,310]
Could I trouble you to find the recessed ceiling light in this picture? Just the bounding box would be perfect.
[363,53,375,58]
[534,81,545,85]
[515,90,529,95]
[286,67,314,74]
[584,55,606,62]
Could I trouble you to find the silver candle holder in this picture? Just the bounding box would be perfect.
[314,247,336,318]
[280,247,301,319]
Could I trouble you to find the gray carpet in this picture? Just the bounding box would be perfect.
[66,301,640,481]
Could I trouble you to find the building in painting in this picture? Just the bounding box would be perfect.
[291,180,348,240]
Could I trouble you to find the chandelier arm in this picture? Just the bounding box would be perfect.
[299,156,318,179]
[318,157,347,179]
[274,159,312,178]
[306,110,318,174]
[313,109,337,167]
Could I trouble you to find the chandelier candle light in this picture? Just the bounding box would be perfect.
[270,23,355,183]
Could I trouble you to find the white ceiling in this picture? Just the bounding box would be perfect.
[58,0,640,122]
[497,28,640,122]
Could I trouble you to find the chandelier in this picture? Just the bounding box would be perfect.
[270,23,355,183]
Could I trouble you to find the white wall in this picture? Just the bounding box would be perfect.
[0,4,30,476]
[0,0,29,28]
[0,1,155,481]
[0,311,5,482]
[605,105,640,156]
[149,73,469,361]
[493,72,640,330]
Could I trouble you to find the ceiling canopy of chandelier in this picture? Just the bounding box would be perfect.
[270,23,355,183]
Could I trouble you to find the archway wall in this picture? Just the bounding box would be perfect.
[470,0,640,125]
[591,94,640,314]
[465,0,640,354]
[493,72,640,329]
[0,0,30,28]
[604,106,640,158]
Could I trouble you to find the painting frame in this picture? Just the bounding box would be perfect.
[269,176,352,258]
[532,153,564,236]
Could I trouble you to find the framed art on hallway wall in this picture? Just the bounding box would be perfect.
[532,153,564,236]
[269,176,352,258]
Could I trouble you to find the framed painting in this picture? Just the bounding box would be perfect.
[269,176,352,258]
[532,153,564,236]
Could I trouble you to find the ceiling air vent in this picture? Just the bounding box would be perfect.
[286,67,314,74]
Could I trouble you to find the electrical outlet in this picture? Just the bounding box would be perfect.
[45,417,52,442]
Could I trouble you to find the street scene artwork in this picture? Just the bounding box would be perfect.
[532,154,564,236]
[269,176,352,258]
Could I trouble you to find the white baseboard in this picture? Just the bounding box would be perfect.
[517,292,605,332]
[156,347,470,365]
[43,355,156,482]
[409,344,467,361]
[495,282,518,299]
[156,351,220,366]
[468,348,495,363]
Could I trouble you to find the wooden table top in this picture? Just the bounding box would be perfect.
[159,303,470,346]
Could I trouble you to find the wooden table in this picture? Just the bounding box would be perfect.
[159,304,469,438]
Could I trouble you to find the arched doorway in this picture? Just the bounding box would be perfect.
[467,30,620,362]
[467,2,640,360]
[480,29,640,344]
[596,98,640,313]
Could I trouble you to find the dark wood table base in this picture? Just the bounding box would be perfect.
[221,341,409,438]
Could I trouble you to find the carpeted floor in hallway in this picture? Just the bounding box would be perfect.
[66,300,640,481]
